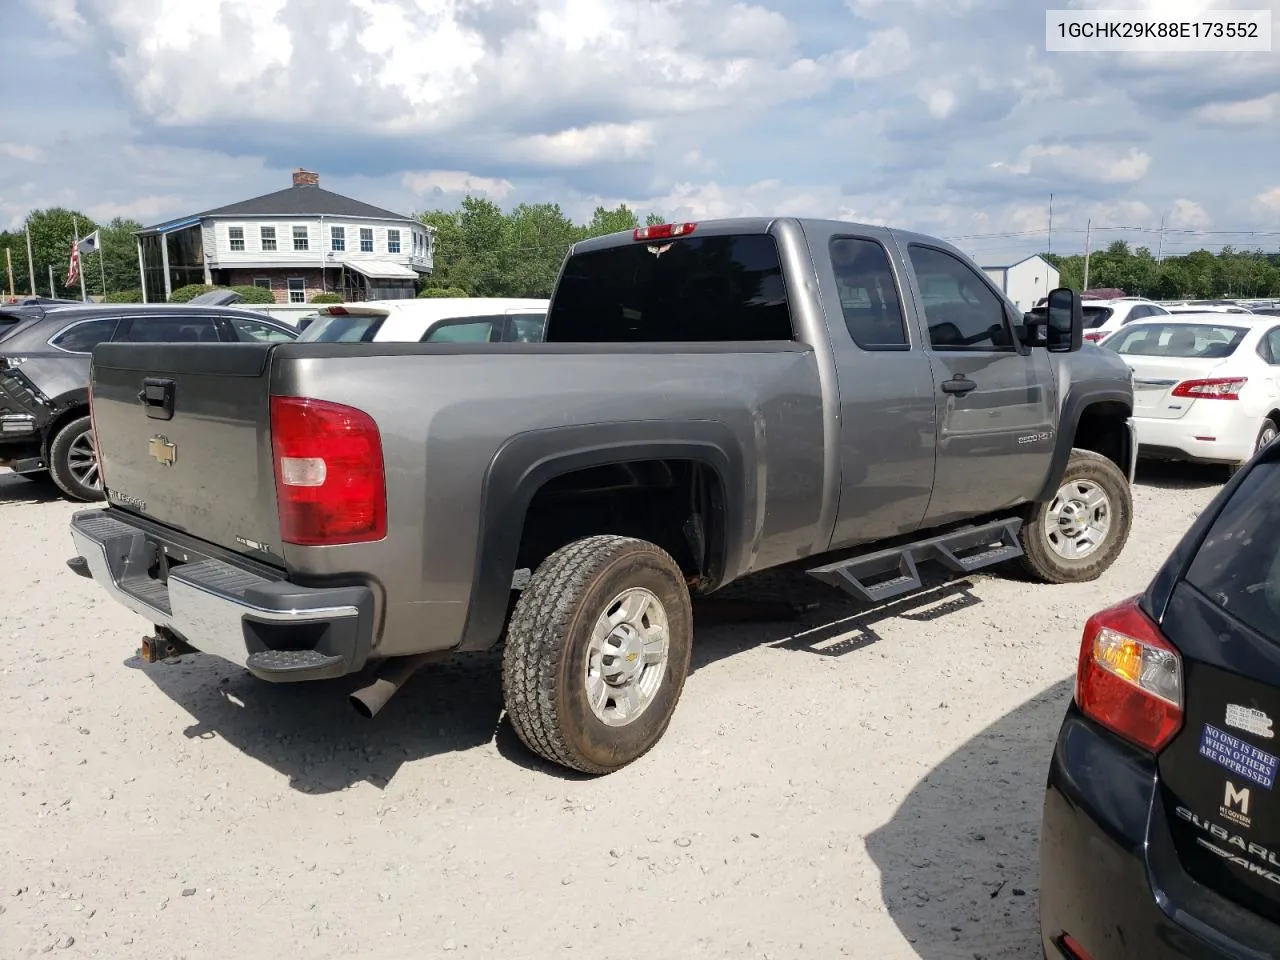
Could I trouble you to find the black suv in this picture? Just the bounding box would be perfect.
[0,303,297,501]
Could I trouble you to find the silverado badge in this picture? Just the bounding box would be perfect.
[148,435,177,466]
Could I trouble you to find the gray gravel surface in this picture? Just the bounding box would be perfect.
[0,464,1222,958]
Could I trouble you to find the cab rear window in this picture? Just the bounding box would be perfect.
[1186,462,1280,642]
[545,234,793,342]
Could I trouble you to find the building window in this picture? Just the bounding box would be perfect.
[287,277,305,304]
[387,229,401,254]
[228,226,245,252]
[292,226,309,251]
[260,226,277,251]
[330,226,345,251]
[253,277,272,290]
[360,228,374,253]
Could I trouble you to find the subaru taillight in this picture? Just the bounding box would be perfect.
[270,396,386,546]
[1076,596,1183,752]
[1171,377,1246,400]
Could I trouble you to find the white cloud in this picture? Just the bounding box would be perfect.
[515,122,654,167]
[0,143,43,162]
[836,27,913,79]
[1192,92,1280,126]
[1168,199,1211,229]
[86,195,185,223]
[1258,187,1280,216]
[992,144,1152,184]
[709,4,797,56]
[402,171,514,200]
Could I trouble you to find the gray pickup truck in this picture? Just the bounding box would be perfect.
[69,217,1137,775]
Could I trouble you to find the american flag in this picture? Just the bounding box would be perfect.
[65,237,80,287]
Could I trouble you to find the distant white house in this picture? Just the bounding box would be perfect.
[135,169,434,304]
[981,255,1060,312]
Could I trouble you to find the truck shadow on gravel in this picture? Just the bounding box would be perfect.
[865,677,1073,960]
[1135,460,1227,491]
[136,566,988,791]
[0,471,64,505]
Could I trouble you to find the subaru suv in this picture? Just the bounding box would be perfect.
[0,303,296,501]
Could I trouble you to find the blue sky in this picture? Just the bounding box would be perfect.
[1,0,1277,265]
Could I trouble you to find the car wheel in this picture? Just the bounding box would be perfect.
[501,535,694,775]
[1017,449,1132,584]
[48,415,104,502]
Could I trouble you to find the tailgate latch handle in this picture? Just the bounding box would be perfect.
[138,377,176,421]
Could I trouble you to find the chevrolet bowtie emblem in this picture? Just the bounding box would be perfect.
[149,435,176,466]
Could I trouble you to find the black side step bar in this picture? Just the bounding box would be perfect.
[807,518,1024,605]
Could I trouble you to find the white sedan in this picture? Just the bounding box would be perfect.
[1099,313,1280,475]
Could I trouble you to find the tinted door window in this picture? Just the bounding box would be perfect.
[829,237,908,349]
[423,318,499,342]
[1262,327,1280,365]
[546,234,793,342]
[506,314,546,342]
[908,245,1012,351]
[118,315,221,343]
[50,317,120,353]
[228,317,296,342]
[1186,461,1280,641]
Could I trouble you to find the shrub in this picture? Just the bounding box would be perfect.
[168,283,218,303]
[417,286,469,298]
[103,289,143,304]
[309,292,343,304]
[229,284,276,304]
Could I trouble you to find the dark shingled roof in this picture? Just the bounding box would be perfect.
[140,184,414,233]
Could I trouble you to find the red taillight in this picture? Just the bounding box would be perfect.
[1060,934,1094,960]
[270,396,386,546]
[1083,331,1106,343]
[633,222,696,241]
[1171,377,1246,400]
[323,306,348,315]
[1076,596,1183,753]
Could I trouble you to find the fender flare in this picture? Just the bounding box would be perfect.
[455,420,748,651]
[1037,387,1135,502]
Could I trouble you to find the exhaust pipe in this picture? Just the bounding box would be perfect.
[349,652,445,719]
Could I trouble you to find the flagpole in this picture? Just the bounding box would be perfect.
[98,236,108,298]
[73,216,87,302]
[24,218,36,295]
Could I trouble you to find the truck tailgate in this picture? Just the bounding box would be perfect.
[90,342,282,561]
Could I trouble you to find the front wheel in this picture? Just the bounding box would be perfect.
[48,415,104,502]
[1017,449,1132,584]
[501,535,694,775]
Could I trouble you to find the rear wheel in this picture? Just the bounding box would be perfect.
[1226,419,1278,479]
[501,535,693,775]
[48,416,104,502]
[1018,449,1131,584]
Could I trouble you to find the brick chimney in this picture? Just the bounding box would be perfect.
[292,168,319,187]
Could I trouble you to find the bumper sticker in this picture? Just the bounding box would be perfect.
[1200,723,1279,790]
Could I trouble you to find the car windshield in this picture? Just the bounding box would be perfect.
[297,313,385,342]
[1104,322,1247,358]
[1186,461,1280,642]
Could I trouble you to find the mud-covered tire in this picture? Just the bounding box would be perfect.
[48,416,104,502]
[501,535,694,775]
[1017,449,1131,584]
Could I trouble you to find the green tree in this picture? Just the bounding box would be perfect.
[584,204,640,238]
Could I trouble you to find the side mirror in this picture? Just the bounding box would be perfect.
[1045,287,1083,353]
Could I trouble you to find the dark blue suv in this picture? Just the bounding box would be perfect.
[1041,438,1280,958]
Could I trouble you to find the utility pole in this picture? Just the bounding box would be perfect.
[1157,215,1165,262]
[1082,218,1092,292]
[1047,193,1053,257]
[48,264,55,298]
[5,247,13,296]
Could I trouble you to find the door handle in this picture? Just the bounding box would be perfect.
[940,375,976,396]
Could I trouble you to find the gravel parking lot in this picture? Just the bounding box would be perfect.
[2,464,1222,959]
